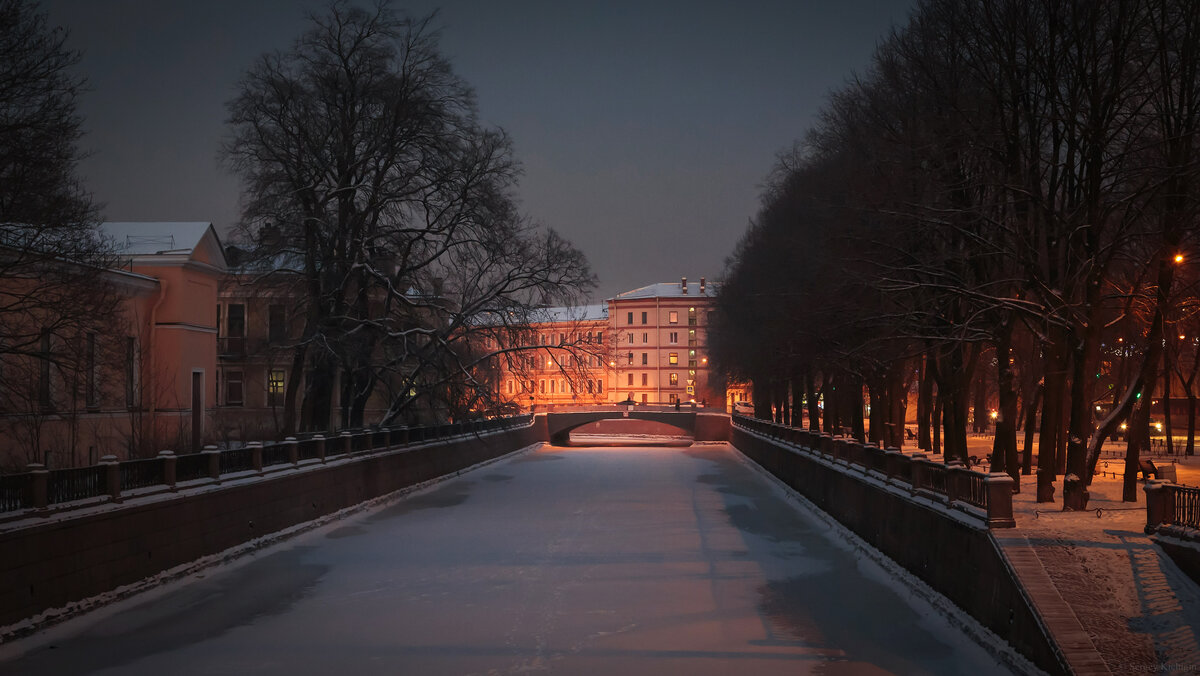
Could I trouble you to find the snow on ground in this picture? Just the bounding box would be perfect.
[955,435,1200,673]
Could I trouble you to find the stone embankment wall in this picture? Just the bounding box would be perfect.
[0,422,542,631]
[731,423,1065,675]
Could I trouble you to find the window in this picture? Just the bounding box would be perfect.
[550,380,556,394]
[540,379,546,394]
[268,369,285,406]
[627,352,634,365]
[225,370,244,406]
[642,332,648,343]
[85,333,97,409]
[641,311,647,324]
[641,393,648,403]
[669,332,678,343]
[641,373,648,386]
[586,332,592,343]
[669,393,678,403]
[559,333,565,344]
[597,380,603,394]
[669,311,678,324]
[689,349,697,358]
[586,380,594,393]
[628,333,634,344]
[669,353,678,365]
[670,373,679,385]
[641,353,648,365]
[627,311,633,324]
[596,332,603,344]
[227,304,245,337]
[216,304,221,337]
[507,380,514,394]
[627,373,634,386]
[268,305,286,343]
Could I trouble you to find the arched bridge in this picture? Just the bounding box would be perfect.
[541,409,729,446]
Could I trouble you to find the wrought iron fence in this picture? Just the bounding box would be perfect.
[47,466,105,505]
[1173,485,1200,529]
[120,457,164,491]
[0,414,533,513]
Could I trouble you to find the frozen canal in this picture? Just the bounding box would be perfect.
[0,444,1011,675]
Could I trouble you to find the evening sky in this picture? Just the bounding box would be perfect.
[41,0,915,300]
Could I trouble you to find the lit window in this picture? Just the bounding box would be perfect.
[268,369,285,406]
[670,373,678,385]
[669,353,678,365]
[669,311,678,324]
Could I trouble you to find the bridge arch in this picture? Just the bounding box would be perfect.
[544,410,698,446]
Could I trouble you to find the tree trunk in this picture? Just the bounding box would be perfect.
[805,368,820,432]
[992,319,1020,491]
[1124,383,1155,502]
[919,352,935,451]
[1037,333,1068,502]
[1023,384,1040,476]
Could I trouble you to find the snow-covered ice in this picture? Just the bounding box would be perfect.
[0,443,1021,675]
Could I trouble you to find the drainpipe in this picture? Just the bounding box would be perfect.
[146,279,168,426]
[656,293,661,405]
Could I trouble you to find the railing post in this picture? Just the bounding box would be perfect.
[203,445,221,481]
[819,433,833,458]
[312,434,326,463]
[27,463,48,510]
[985,473,1016,528]
[1144,480,1174,534]
[158,450,177,490]
[883,447,903,480]
[910,454,928,494]
[248,441,264,473]
[100,455,121,502]
[284,437,299,465]
[340,430,353,456]
[945,460,965,504]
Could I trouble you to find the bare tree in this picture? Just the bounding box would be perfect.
[224,1,593,433]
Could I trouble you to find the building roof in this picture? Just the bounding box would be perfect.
[529,303,609,323]
[610,281,716,301]
[101,222,227,270]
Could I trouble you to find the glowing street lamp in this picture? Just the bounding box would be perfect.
[1175,253,1185,264]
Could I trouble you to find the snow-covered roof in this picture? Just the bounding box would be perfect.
[102,222,215,255]
[101,222,227,270]
[528,303,609,324]
[611,282,716,301]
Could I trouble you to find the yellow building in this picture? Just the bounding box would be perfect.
[495,278,720,410]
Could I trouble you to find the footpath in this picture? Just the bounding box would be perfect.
[966,438,1200,674]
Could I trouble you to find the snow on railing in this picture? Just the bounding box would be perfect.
[731,412,1015,528]
[0,414,534,515]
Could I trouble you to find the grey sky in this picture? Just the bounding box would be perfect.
[41,0,914,301]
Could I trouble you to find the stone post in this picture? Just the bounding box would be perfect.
[312,434,326,463]
[910,455,930,494]
[100,455,121,502]
[158,450,177,489]
[284,437,299,465]
[340,430,353,456]
[1144,480,1174,534]
[945,460,966,503]
[248,441,263,473]
[883,447,904,481]
[27,463,48,510]
[819,433,833,458]
[203,444,221,481]
[985,472,1016,528]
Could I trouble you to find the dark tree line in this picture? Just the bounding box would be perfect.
[711,0,1200,504]
[224,1,594,434]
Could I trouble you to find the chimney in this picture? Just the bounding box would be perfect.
[700,277,706,294]
[681,277,688,294]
